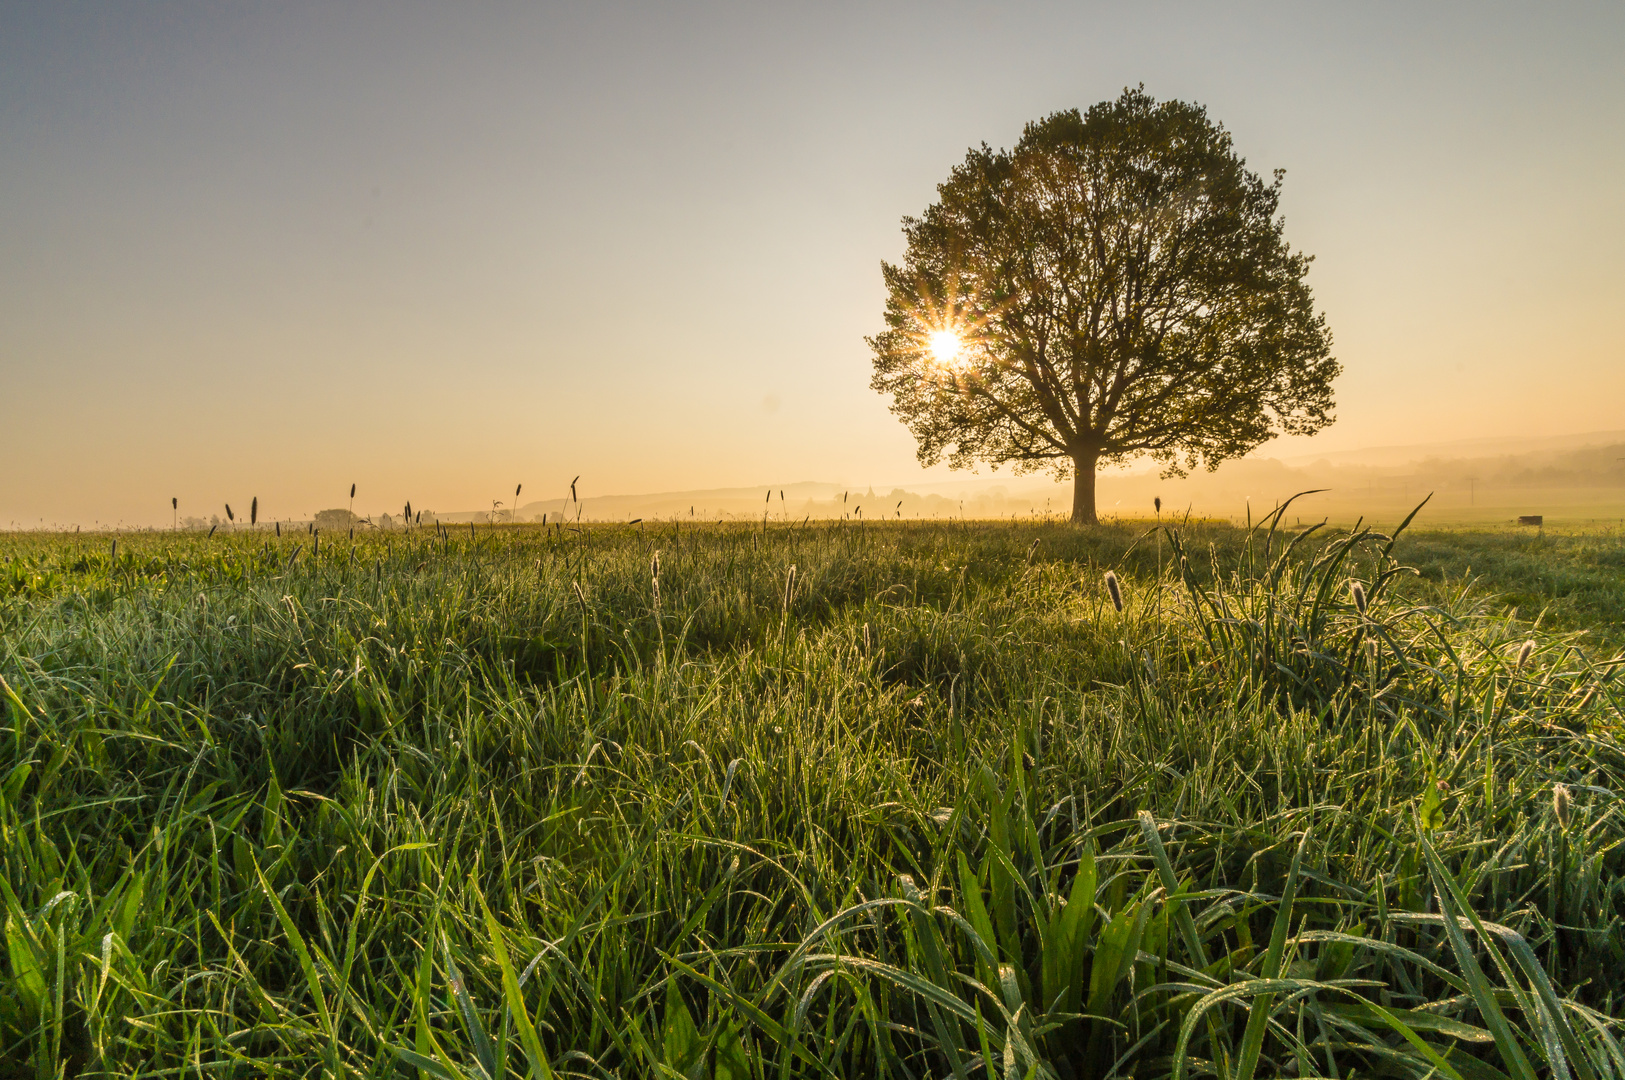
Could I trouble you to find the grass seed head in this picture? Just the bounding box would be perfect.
[250,497,257,525]
[1350,580,1367,614]
[1517,640,1535,671]
[1104,570,1124,612]
[1554,783,1572,828]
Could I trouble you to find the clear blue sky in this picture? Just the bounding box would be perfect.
[2,2,1621,526]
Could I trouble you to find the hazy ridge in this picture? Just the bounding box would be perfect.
[423,431,1625,527]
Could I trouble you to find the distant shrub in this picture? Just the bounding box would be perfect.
[313,508,358,531]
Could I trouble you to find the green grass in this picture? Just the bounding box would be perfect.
[1394,523,1625,645]
[1,514,1622,1078]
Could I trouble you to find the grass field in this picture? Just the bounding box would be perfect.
[1397,525,1625,645]
[2,513,1623,1078]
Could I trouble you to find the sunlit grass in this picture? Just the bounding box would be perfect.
[1,515,1621,1075]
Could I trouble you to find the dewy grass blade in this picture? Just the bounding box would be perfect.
[1138,812,1209,971]
[414,925,439,1076]
[393,1047,462,1080]
[1416,826,1539,1080]
[896,876,973,1080]
[662,951,838,1077]
[957,851,1002,990]
[252,855,334,1044]
[1336,998,1475,1080]
[478,889,555,1080]
[1235,829,1309,1080]
[1175,980,1470,1080]
[1490,931,1596,1080]
[1395,904,1600,1080]
[443,931,500,1080]
[341,842,434,1009]
[1042,844,1096,1017]
[1086,892,1153,1022]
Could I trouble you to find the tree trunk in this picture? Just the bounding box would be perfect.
[1070,451,1099,525]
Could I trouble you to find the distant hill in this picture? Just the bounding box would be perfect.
[426,433,1625,528]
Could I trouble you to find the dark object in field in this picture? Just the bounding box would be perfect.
[250,497,257,526]
[1518,515,1543,526]
[207,525,217,538]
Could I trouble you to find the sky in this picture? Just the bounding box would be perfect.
[2,1,1622,527]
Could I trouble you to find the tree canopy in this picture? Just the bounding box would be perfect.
[869,88,1339,524]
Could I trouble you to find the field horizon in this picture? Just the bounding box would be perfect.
[14,428,1625,535]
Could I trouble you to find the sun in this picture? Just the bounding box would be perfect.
[926,328,965,368]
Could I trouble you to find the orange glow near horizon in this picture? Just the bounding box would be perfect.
[2,6,1622,529]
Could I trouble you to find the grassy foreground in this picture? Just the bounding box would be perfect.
[2,513,1623,1078]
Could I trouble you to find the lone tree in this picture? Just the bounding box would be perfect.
[869,88,1339,524]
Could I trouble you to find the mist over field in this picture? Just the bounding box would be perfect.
[205,431,1624,532]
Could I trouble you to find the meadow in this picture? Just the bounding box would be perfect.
[2,510,1623,1078]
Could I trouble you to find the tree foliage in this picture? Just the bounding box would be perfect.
[869,88,1339,523]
